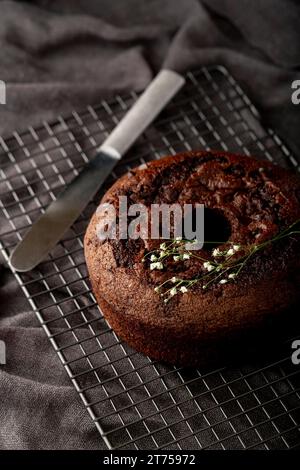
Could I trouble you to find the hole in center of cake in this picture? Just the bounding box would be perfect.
[203,208,231,249]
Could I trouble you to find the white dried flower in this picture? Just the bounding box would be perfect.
[160,242,167,250]
[150,262,164,270]
[159,251,165,257]
[219,279,228,284]
[182,253,190,260]
[212,248,221,257]
[173,255,181,262]
[233,244,240,252]
[150,254,157,262]
[175,236,182,241]
[228,273,236,279]
[202,285,207,289]
[203,261,214,272]
[226,248,234,256]
[170,287,177,297]
[154,287,160,293]
[171,276,178,283]
[180,286,188,293]
[164,298,169,303]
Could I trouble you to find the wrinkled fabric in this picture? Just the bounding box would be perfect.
[0,0,299,450]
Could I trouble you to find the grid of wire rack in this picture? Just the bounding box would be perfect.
[0,66,300,450]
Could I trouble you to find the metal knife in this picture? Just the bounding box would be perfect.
[9,70,185,272]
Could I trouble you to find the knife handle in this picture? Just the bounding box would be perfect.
[99,69,185,157]
[9,70,185,272]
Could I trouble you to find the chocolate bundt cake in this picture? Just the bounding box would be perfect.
[84,151,300,367]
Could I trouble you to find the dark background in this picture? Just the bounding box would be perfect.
[0,0,299,450]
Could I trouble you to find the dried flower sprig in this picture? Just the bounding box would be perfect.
[142,218,300,303]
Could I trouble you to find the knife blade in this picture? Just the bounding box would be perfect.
[9,69,185,272]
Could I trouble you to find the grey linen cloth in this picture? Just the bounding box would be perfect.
[0,0,299,450]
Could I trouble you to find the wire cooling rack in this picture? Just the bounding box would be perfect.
[0,66,300,450]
